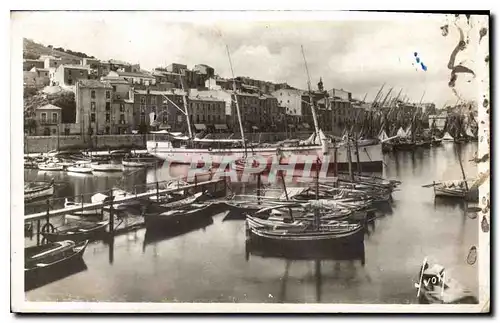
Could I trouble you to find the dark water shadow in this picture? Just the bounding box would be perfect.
[25,260,88,292]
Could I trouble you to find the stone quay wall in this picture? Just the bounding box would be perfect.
[24,130,344,154]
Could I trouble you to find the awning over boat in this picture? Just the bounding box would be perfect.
[194,124,206,130]
[215,124,228,130]
[252,126,259,130]
[302,123,311,129]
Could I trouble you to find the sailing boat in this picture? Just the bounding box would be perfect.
[146,47,384,172]
[441,132,455,142]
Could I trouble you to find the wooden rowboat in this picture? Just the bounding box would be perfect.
[24,182,54,202]
[41,221,108,242]
[25,240,88,290]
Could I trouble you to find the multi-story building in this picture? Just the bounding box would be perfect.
[107,70,156,87]
[24,67,50,88]
[35,104,61,136]
[187,95,226,132]
[193,64,215,78]
[100,76,134,134]
[40,55,82,70]
[23,59,45,71]
[166,63,187,74]
[75,79,113,135]
[53,64,90,87]
[131,88,186,132]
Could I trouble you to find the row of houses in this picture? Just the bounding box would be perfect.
[26,55,384,136]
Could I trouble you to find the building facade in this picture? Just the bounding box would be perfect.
[23,59,45,71]
[108,71,156,86]
[53,65,90,87]
[75,79,114,135]
[131,89,186,132]
[35,104,61,136]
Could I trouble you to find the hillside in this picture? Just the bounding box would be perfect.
[23,38,95,60]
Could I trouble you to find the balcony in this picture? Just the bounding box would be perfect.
[39,120,59,125]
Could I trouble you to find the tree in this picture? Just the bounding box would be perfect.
[24,118,37,135]
[23,52,39,60]
[50,91,76,123]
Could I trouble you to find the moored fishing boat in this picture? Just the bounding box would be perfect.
[41,220,108,242]
[143,203,211,228]
[25,240,89,288]
[24,181,54,202]
[67,164,93,174]
[415,260,478,304]
[247,219,364,246]
[38,162,64,171]
[90,162,123,172]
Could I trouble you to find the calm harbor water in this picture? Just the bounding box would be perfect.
[24,142,479,303]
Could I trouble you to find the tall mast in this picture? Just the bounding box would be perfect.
[371,83,386,108]
[301,45,320,138]
[179,75,193,139]
[379,87,393,109]
[226,45,247,155]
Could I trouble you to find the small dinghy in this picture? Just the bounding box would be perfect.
[41,221,109,242]
[25,240,89,288]
[91,162,123,172]
[415,261,478,304]
[24,181,54,202]
[38,162,64,171]
[67,164,93,174]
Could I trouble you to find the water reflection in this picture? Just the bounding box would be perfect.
[246,239,365,303]
[142,216,214,253]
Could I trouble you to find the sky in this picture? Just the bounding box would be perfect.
[12,11,488,108]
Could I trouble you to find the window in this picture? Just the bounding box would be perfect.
[52,129,57,134]
[106,102,111,111]
[112,86,117,92]
[68,70,72,76]
[106,114,110,123]
[151,96,156,104]
[208,115,211,122]
[52,113,58,123]
[140,113,145,123]
[68,79,73,85]
[91,113,96,122]
[151,106,156,113]
[91,102,96,112]
[140,105,145,112]
[120,103,125,112]
[106,91,110,99]
[80,71,84,76]
[41,113,47,123]
[105,126,110,134]
[141,97,145,104]
[120,114,125,122]
[196,115,200,123]
[91,90,96,99]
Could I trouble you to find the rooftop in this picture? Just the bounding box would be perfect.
[78,79,113,89]
[60,64,90,70]
[37,104,61,110]
[116,71,155,78]
[135,89,185,96]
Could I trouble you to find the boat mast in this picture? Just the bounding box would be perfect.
[179,77,194,139]
[301,45,320,139]
[226,45,247,155]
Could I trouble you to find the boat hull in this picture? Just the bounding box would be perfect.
[146,141,384,172]
[41,221,108,242]
[25,184,54,202]
[67,166,93,174]
[91,164,123,172]
[25,240,88,290]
